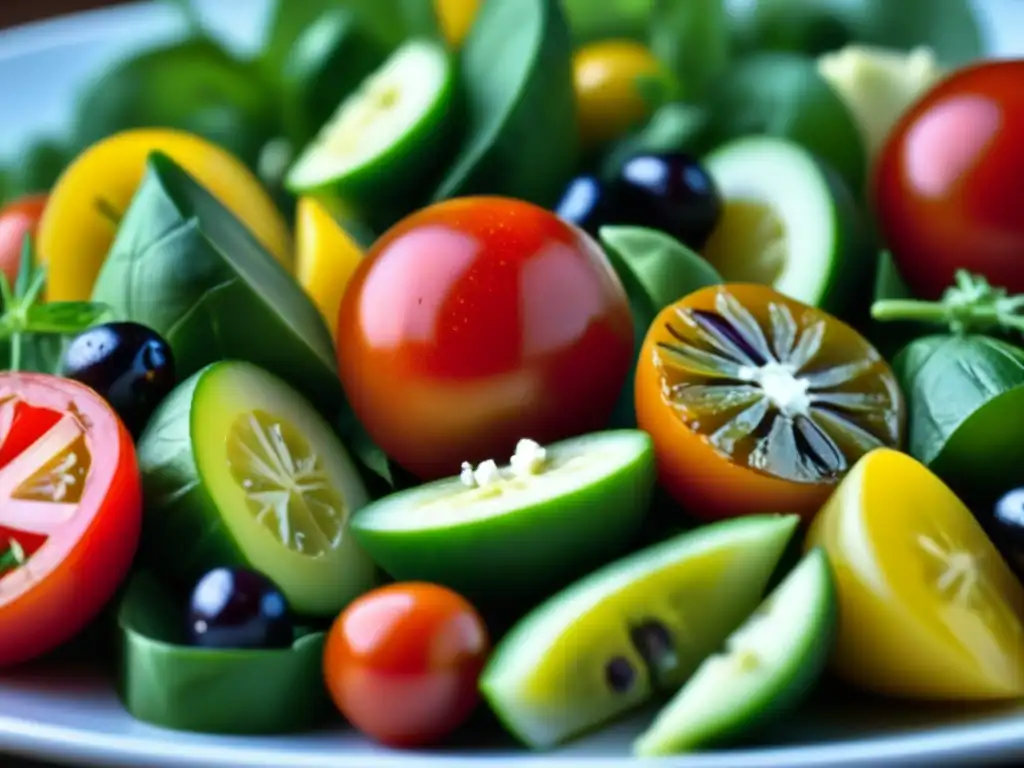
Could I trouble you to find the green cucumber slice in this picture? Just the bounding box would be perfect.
[634,548,836,755]
[479,514,800,750]
[286,38,454,207]
[701,136,870,315]
[136,361,377,617]
[351,431,656,602]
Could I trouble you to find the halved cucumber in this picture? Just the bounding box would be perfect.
[351,431,655,603]
[701,136,870,315]
[136,361,376,617]
[285,38,454,209]
[634,548,836,756]
[479,514,800,750]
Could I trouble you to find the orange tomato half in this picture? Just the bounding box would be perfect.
[635,284,904,522]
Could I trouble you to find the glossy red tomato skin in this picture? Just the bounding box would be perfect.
[0,374,142,668]
[336,196,634,480]
[875,60,1024,300]
[323,582,490,748]
[0,194,47,287]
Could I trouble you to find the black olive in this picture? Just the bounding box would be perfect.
[991,488,1024,574]
[554,174,618,237]
[59,321,175,437]
[187,567,293,651]
[611,152,722,251]
[604,656,637,694]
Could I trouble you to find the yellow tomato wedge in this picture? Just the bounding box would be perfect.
[295,197,364,339]
[37,129,292,302]
[807,448,1024,700]
[435,0,480,47]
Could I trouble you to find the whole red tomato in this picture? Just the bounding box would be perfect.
[0,373,142,668]
[0,194,47,287]
[875,60,1024,299]
[323,582,490,748]
[336,196,634,480]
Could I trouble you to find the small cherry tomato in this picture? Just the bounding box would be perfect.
[0,373,142,667]
[323,582,490,748]
[875,60,1024,299]
[635,284,904,522]
[0,193,47,287]
[336,196,634,481]
[573,40,667,151]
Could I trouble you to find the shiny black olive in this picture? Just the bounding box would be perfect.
[554,174,618,236]
[187,567,293,650]
[611,152,722,250]
[991,488,1024,573]
[59,321,175,437]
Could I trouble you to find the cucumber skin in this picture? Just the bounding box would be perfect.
[350,432,656,604]
[635,549,838,755]
[135,367,252,606]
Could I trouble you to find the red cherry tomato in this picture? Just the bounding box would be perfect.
[336,196,634,480]
[875,60,1024,299]
[323,582,490,748]
[0,373,142,667]
[0,194,47,287]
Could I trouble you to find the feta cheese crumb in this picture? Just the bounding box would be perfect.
[460,461,477,488]
[473,459,503,487]
[510,438,547,477]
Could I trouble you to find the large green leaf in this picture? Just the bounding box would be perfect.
[433,0,577,206]
[649,0,729,102]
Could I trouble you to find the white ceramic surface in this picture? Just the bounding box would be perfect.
[1,1,1023,765]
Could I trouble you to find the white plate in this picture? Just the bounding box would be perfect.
[1,1,1023,765]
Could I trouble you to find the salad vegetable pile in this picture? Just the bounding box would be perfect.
[3,0,1024,756]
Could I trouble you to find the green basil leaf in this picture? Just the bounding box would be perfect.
[729,0,983,67]
[433,0,577,207]
[118,572,330,734]
[894,335,1024,501]
[562,0,653,45]
[599,226,722,428]
[25,301,111,334]
[281,9,390,148]
[702,52,866,198]
[72,39,281,172]
[600,103,710,181]
[649,0,729,103]
[91,152,390,485]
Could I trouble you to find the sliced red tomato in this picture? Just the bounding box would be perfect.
[0,373,141,667]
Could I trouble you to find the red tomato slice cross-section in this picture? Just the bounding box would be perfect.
[0,374,142,668]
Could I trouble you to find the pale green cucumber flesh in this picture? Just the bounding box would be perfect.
[286,38,453,193]
[479,514,800,750]
[702,136,850,308]
[350,431,656,600]
[635,548,836,756]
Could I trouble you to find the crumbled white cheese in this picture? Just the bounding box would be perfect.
[473,459,504,487]
[510,438,547,478]
[460,461,478,488]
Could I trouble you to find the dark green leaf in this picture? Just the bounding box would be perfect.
[562,0,653,45]
[893,335,1024,502]
[118,572,330,734]
[600,102,709,181]
[0,334,69,374]
[729,0,984,66]
[702,52,866,197]
[6,139,69,198]
[91,152,389,483]
[71,39,281,172]
[433,0,577,207]
[867,250,931,357]
[633,74,678,112]
[280,9,390,149]
[25,301,112,334]
[649,0,729,102]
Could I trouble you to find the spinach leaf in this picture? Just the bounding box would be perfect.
[649,0,729,102]
[433,0,577,207]
[562,0,653,45]
[894,334,1024,503]
[91,152,390,484]
[118,573,329,734]
[702,52,866,197]
[71,38,281,172]
[730,0,984,66]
